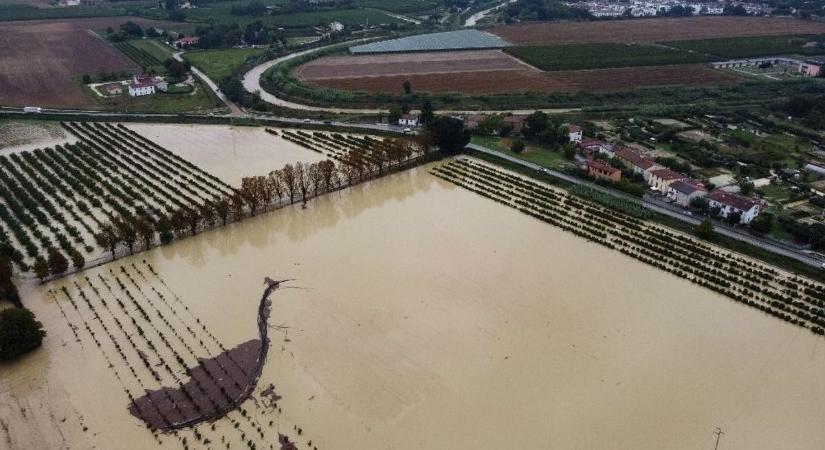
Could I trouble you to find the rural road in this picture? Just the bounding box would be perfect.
[464,0,516,26]
[240,40,581,115]
[466,143,825,268]
[174,51,244,117]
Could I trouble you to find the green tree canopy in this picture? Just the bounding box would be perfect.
[0,308,46,361]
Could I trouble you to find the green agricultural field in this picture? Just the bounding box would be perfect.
[267,8,403,27]
[130,39,175,62]
[504,43,716,71]
[185,47,267,82]
[470,135,568,169]
[353,0,441,13]
[179,5,401,28]
[0,4,127,21]
[666,35,825,58]
[114,40,169,72]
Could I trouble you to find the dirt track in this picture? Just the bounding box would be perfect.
[0,17,178,108]
[490,16,825,45]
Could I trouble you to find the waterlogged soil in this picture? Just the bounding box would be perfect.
[4,164,825,449]
[0,120,77,154]
[125,123,327,187]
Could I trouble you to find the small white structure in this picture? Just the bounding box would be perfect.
[129,82,156,97]
[329,21,344,32]
[667,179,706,207]
[706,190,761,224]
[567,124,583,144]
[398,114,418,127]
[711,57,823,77]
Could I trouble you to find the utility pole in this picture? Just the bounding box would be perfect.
[713,427,724,450]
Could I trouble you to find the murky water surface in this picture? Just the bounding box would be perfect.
[126,123,327,186]
[3,165,825,450]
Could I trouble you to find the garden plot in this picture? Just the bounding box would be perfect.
[9,162,825,449]
[125,124,329,187]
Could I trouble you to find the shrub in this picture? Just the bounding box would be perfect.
[0,308,46,361]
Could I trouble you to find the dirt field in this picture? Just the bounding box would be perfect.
[0,17,176,109]
[490,16,825,45]
[305,64,741,94]
[294,50,529,80]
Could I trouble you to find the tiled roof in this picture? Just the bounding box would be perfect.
[650,168,687,181]
[706,190,759,211]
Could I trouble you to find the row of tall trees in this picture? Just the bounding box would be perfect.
[57,138,430,274]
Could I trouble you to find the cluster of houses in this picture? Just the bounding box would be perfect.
[578,139,762,224]
[128,74,168,97]
[711,57,824,77]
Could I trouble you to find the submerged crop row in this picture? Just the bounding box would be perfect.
[0,122,432,280]
[432,158,825,336]
[49,261,316,450]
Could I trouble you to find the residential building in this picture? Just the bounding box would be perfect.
[579,139,613,158]
[329,21,345,32]
[585,159,621,182]
[648,168,688,194]
[614,147,662,179]
[706,190,761,224]
[174,36,200,48]
[667,179,706,207]
[128,74,168,97]
[103,83,122,96]
[128,82,156,97]
[567,124,583,144]
[398,114,418,127]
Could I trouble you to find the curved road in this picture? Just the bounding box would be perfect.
[240,40,581,115]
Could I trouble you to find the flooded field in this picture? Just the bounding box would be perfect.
[0,120,77,154]
[3,164,825,450]
[126,124,328,187]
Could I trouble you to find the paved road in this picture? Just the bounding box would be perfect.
[464,0,515,26]
[467,143,825,268]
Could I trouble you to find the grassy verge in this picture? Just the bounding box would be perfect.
[505,43,715,71]
[466,148,825,282]
[471,135,569,169]
[185,47,267,82]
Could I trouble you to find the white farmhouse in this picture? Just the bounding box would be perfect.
[706,190,761,224]
[567,124,583,144]
[398,114,419,127]
[128,82,156,97]
[667,178,706,207]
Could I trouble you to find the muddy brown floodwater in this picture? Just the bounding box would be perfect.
[4,163,825,449]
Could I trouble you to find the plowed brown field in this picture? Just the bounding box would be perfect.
[294,50,529,80]
[490,16,825,45]
[0,17,178,108]
[304,64,741,94]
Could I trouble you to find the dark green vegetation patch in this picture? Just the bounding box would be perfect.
[666,35,825,58]
[505,43,715,71]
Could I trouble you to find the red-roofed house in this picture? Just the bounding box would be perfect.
[706,190,761,224]
[174,36,200,48]
[648,168,688,194]
[615,147,662,179]
[579,139,613,158]
[667,178,707,207]
[585,159,621,182]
